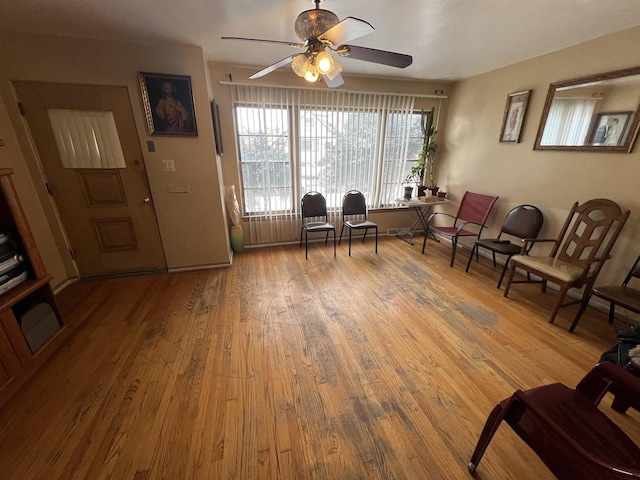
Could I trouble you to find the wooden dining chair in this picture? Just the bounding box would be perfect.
[469,362,640,479]
[503,198,630,327]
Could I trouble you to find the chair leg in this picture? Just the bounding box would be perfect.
[468,403,508,474]
[497,257,512,289]
[449,238,458,267]
[348,229,352,256]
[503,264,517,298]
[339,225,345,244]
[300,227,304,247]
[361,228,368,243]
[325,231,329,245]
[548,287,569,323]
[465,244,477,273]
[305,230,308,260]
[608,303,615,323]
[375,227,378,253]
[569,292,593,333]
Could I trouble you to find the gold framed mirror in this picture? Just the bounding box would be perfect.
[534,66,640,152]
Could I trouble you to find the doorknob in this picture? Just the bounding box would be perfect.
[143,197,151,204]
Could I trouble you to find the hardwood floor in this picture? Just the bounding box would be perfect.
[0,236,638,479]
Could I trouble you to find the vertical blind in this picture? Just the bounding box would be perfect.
[540,98,598,146]
[231,84,419,244]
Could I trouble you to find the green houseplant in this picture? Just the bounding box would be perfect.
[404,107,438,196]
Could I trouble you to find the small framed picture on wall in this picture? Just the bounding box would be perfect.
[139,72,198,136]
[499,89,531,143]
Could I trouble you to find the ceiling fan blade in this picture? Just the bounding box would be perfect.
[222,36,306,48]
[323,73,344,89]
[249,54,299,79]
[319,17,374,47]
[340,45,412,68]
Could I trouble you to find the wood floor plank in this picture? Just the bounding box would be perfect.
[0,237,638,479]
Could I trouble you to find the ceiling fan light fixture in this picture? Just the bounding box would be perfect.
[324,59,342,80]
[303,61,320,82]
[316,51,334,74]
[292,54,311,77]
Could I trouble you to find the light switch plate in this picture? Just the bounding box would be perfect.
[163,159,175,171]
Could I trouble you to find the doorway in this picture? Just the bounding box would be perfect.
[13,81,167,278]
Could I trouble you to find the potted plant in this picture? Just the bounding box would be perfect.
[404,107,438,197]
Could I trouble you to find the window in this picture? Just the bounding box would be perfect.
[232,84,434,243]
[235,106,291,214]
[381,112,424,206]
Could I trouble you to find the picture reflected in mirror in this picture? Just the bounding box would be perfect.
[535,67,640,153]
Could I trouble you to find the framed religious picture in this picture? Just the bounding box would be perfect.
[139,72,198,136]
[499,89,531,143]
[588,111,633,146]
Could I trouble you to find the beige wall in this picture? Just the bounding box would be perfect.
[209,62,453,240]
[0,32,232,288]
[440,26,640,286]
[2,26,639,289]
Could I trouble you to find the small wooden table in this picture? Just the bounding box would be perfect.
[394,197,449,245]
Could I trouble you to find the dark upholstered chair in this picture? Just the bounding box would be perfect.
[422,191,499,267]
[339,190,378,256]
[465,204,544,288]
[503,198,630,327]
[299,191,336,260]
[469,362,640,479]
[570,254,640,332]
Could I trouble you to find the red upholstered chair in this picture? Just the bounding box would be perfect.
[469,362,640,479]
[421,191,499,267]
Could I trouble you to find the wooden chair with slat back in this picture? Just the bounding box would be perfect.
[570,254,640,332]
[422,191,499,267]
[502,198,630,328]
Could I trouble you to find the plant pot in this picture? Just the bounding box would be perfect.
[230,224,244,253]
[417,185,428,197]
[403,186,413,200]
[428,186,440,196]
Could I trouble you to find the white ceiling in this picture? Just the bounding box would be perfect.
[2,0,640,81]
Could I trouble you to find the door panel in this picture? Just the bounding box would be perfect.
[13,82,166,278]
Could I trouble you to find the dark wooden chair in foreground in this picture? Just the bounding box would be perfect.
[570,254,640,332]
[300,191,336,260]
[468,362,640,479]
[422,191,499,267]
[339,190,378,256]
[465,204,543,288]
[503,198,630,327]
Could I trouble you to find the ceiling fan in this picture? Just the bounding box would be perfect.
[222,0,412,88]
